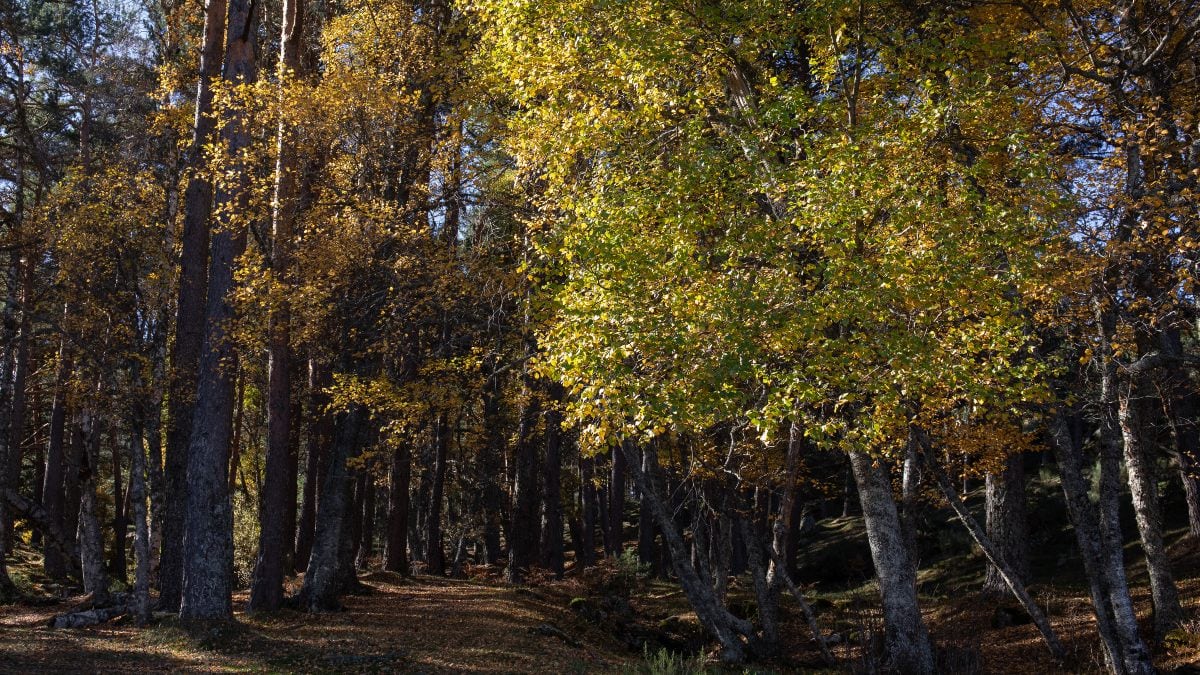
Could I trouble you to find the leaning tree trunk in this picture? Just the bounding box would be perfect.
[1050,409,1154,675]
[983,452,1029,595]
[848,450,935,675]
[621,443,753,663]
[1118,378,1182,637]
[161,0,227,613]
[919,438,1065,660]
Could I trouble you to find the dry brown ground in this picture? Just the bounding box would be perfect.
[0,572,635,674]
[0,554,1197,673]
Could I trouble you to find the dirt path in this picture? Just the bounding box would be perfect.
[0,573,633,674]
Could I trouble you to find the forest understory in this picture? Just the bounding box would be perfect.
[3,484,1199,674]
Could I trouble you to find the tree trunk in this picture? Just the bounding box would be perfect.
[507,393,540,584]
[284,393,300,573]
[296,359,332,571]
[540,385,564,578]
[1049,410,1154,675]
[621,443,752,662]
[78,411,109,606]
[425,416,449,576]
[848,450,934,675]
[129,414,151,625]
[109,436,128,584]
[983,452,1029,595]
[1118,379,1182,637]
[384,440,411,574]
[0,252,18,599]
[579,453,597,568]
[357,474,376,570]
[637,448,658,574]
[42,344,71,580]
[161,0,227,613]
[5,252,34,554]
[920,438,1065,659]
[769,421,803,587]
[609,443,626,556]
[251,0,305,612]
[298,403,365,611]
[181,0,258,621]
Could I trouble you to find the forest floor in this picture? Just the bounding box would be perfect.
[1,552,1198,674]
[3,479,1200,674]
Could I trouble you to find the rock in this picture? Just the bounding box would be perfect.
[529,622,581,648]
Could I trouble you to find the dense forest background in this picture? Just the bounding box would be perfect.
[0,0,1199,672]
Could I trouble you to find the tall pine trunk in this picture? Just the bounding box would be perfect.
[78,410,109,606]
[161,0,227,612]
[250,0,305,612]
[578,453,597,568]
[181,0,258,620]
[41,341,71,580]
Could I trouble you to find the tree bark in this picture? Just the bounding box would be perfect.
[1049,409,1154,675]
[1118,378,1182,637]
[251,0,305,613]
[579,453,597,568]
[621,443,752,662]
[848,450,934,675]
[540,385,564,578]
[296,358,332,570]
[983,452,1029,595]
[506,393,540,583]
[5,252,34,553]
[637,448,658,574]
[298,403,365,611]
[42,344,71,580]
[357,474,376,570]
[384,439,411,574]
[425,416,449,576]
[608,443,626,556]
[181,0,258,621]
[129,414,151,626]
[78,410,109,606]
[919,438,1065,660]
[161,0,227,612]
[109,436,128,585]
